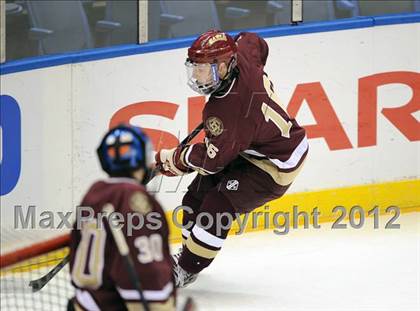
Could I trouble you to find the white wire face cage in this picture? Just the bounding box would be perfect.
[185,59,222,95]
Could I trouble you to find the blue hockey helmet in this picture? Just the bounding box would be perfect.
[97,124,153,178]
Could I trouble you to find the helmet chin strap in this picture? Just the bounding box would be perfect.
[225,56,237,78]
[212,57,239,96]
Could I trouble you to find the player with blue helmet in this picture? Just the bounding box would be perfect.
[69,124,176,311]
[97,124,155,184]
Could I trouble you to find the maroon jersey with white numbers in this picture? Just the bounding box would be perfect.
[183,32,308,176]
[69,178,175,311]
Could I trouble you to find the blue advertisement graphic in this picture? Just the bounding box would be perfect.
[0,95,21,196]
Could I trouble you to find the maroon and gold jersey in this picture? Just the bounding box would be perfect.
[69,178,175,311]
[183,32,308,180]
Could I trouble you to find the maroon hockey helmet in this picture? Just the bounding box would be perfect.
[186,30,237,95]
[188,29,237,64]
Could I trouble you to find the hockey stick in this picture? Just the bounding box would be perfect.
[28,122,204,292]
[28,254,70,292]
[103,203,151,311]
[179,122,204,147]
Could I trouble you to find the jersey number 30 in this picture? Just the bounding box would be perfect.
[261,75,292,138]
[134,234,164,264]
[72,221,164,289]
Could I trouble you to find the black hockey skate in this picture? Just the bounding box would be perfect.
[172,250,198,288]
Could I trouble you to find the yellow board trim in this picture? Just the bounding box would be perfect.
[2,179,419,273]
[0,248,69,276]
[167,179,420,243]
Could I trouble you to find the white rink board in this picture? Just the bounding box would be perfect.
[1,23,419,248]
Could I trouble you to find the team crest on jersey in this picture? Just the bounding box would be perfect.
[206,116,224,136]
[129,192,152,214]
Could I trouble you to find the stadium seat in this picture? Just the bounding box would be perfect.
[335,0,360,17]
[96,1,168,45]
[358,0,414,16]
[26,0,94,55]
[269,0,291,25]
[101,0,185,43]
[5,2,23,15]
[99,1,137,45]
[160,0,250,38]
[303,0,336,22]
[271,0,337,24]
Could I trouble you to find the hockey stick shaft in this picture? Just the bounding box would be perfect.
[103,203,150,311]
[179,122,204,146]
[28,122,204,292]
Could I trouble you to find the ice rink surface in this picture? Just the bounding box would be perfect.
[1,212,418,310]
[175,212,419,311]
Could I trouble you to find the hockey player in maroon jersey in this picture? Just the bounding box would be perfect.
[155,30,308,287]
[69,125,175,311]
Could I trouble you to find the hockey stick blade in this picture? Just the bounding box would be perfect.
[28,255,70,292]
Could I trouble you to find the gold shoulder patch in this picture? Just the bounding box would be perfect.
[129,191,152,215]
[206,116,224,136]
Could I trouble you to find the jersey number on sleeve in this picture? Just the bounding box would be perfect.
[72,221,106,289]
[261,75,292,138]
[134,234,164,264]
